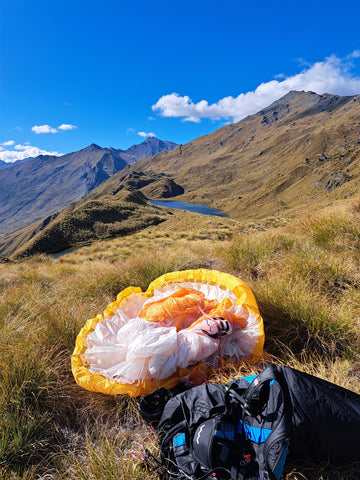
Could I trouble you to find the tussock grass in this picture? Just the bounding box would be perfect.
[0,202,359,479]
[225,233,280,278]
[53,423,159,480]
[305,211,360,251]
[0,341,60,470]
[254,278,351,356]
[222,204,360,361]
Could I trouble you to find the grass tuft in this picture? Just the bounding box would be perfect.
[254,277,357,358]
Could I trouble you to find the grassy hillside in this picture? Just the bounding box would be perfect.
[96,91,360,222]
[0,193,359,479]
[0,189,171,258]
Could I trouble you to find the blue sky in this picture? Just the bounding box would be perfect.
[1,0,360,162]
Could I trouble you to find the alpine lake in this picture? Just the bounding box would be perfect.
[149,200,227,217]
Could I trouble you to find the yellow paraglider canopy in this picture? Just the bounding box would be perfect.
[72,269,264,397]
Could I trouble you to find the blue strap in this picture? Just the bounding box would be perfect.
[237,419,272,443]
[241,374,259,384]
[214,423,235,441]
[173,432,186,448]
[273,440,290,479]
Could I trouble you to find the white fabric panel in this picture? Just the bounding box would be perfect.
[83,281,259,384]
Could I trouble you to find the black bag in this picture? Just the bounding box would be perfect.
[243,365,360,462]
[140,365,360,480]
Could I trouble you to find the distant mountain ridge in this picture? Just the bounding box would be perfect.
[116,137,178,164]
[0,157,33,170]
[0,137,177,236]
[0,160,8,170]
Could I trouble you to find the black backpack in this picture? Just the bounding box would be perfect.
[140,365,360,480]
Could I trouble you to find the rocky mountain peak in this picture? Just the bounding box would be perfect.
[85,143,103,151]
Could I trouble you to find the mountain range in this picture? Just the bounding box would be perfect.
[0,137,177,237]
[1,90,359,258]
[108,90,359,221]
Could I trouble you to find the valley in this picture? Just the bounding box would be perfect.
[1,90,360,260]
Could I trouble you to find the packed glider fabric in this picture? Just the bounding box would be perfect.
[72,269,265,396]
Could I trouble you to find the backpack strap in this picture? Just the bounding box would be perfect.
[240,365,293,480]
[162,423,201,478]
[241,365,278,413]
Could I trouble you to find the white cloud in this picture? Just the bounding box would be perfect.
[138,131,156,138]
[32,124,58,134]
[0,144,62,163]
[152,53,360,123]
[31,123,77,134]
[1,140,15,146]
[348,50,360,59]
[58,123,77,131]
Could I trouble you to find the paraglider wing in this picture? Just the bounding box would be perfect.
[72,269,265,396]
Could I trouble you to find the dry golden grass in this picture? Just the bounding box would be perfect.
[0,199,359,479]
